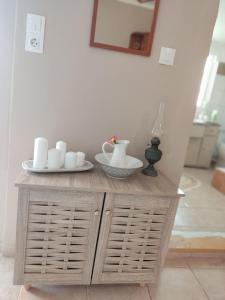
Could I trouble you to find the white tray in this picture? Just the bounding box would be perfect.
[22,160,94,173]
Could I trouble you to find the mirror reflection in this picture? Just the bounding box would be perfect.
[91,0,159,56]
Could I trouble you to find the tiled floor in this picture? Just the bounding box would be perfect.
[176,167,225,233]
[1,253,225,300]
[0,254,21,300]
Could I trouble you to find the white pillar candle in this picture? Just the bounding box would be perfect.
[65,152,77,169]
[33,137,48,169]
[76,152,85,167]
[48,148,61,170]
[56,141,67,168]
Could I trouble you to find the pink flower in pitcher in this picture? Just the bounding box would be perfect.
[109,136,118,145]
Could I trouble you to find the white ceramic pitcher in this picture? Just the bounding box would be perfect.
[102,140,130,167]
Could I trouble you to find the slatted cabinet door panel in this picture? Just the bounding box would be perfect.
[92,193,172,284]
[14,189,104,285]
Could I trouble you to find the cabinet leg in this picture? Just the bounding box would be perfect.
[139,283,146,288]
[24,284,32,291]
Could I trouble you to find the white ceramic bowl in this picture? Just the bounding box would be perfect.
[95,153,143,179]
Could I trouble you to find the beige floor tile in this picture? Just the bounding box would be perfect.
[0,286,21,300]
[170,233,225,250]
[174,207,225,232]
[149,267,208,300]
[179,168,225,210]
[167,250,191,259]
[0,270,13,288]
[187,257,225,269]
[164,257,188,268]
[0,255,14,272]
[18,285,87,300]
[87,284,150,300]
[175,167,225,250]
[0,255,14,288]
[176,167,225,236]
[192,268,225,300]
[189,253,225,258]
[179,187,225,210]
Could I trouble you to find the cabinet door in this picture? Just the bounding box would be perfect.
[205,125,219,137]
[190,124,205,138]
[197,136,217,168]
[14,189,104,285]
[184,137,201,166]
[92,193,172,284]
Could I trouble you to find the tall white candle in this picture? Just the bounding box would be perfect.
[65,152,77,169]
[33,137,48,169]
[48,148,61,170]
[56,141,67,168]
[76,152,85,167]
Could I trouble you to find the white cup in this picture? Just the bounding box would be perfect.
[65,152,77,169]
[48,148,61,170]
[76,152,85,167]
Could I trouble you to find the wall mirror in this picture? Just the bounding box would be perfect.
[90,0,160,57]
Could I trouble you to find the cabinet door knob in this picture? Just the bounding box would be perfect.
[94,211,99,216]
[105,210,111,216]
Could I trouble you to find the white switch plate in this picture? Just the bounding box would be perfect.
[159,47,176,66]
[25,14,46,54]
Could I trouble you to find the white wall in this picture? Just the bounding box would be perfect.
[95,0,153,48]
[2,0,219,255]
[0,0,16,249]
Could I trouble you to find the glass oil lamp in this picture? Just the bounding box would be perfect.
[143,102,164,177]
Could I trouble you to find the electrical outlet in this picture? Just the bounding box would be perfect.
[25,14,46,54]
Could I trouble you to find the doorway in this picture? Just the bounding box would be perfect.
[171,0,225,253]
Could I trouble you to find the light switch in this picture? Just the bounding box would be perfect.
[25,14,46,54]
[159,47,176,66]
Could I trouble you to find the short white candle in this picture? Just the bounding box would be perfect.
[76,152,85,167]
[56,141,67,168]
[48,148,61,170]
[33,137,48,169]
[65,152,77,169]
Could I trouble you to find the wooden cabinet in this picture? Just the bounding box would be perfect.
[14,168,182,286]
[185,138,202,166]
[197,136,217,167]
[185,123,220,168]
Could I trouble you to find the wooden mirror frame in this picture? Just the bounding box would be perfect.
[90,0,160,57]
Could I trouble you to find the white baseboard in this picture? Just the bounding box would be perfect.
[1,242,15,257]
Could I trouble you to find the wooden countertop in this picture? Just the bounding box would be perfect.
[16,167,184,198]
